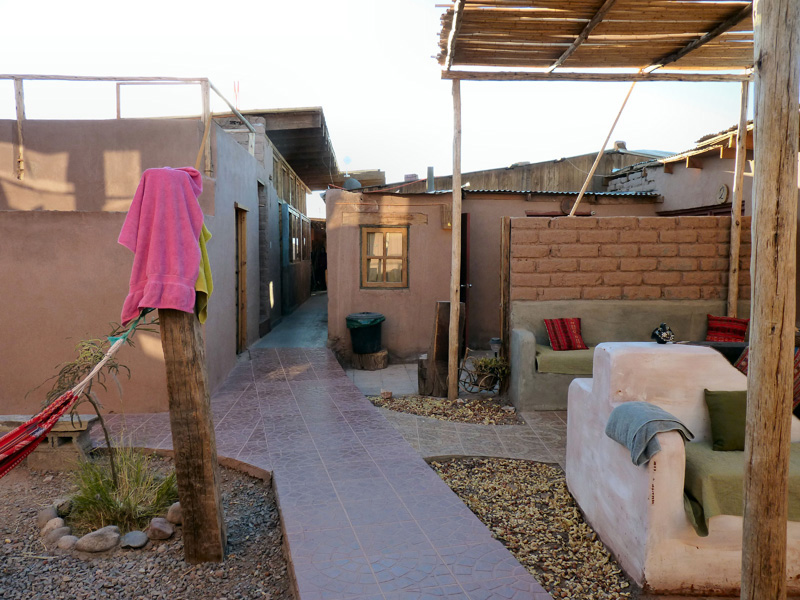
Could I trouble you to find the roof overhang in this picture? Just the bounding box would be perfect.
[438,0,754,82]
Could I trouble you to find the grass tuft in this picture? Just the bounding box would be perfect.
[69,448,178,535]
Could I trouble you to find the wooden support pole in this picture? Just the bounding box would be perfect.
[159,309,227,563]
[499,216,511,395]
[741,0,800,597]
[568,80,636,217]
[447,78,462,401]
[201,80,212,177]
[14,78,25,180]
[115,82,122,119]
[726,81,749,318]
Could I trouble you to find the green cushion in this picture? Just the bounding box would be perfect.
[536,345,595,375]
[704,389,747,451]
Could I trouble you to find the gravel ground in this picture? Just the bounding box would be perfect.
[367,394,522,425]
[0,456,293,600]
[431,457,640,600]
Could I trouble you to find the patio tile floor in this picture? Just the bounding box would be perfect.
[97,348,554,600]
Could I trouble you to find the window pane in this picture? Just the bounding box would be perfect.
[366,232,383,256]
[386,232,403,256]
[385,259,403,283]
[367,259,383,282]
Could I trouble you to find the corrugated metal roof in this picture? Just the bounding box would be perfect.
[425,189,659,197]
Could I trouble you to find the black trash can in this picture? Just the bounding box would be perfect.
[346,312,386,354]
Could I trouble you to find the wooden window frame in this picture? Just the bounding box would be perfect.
[360,226,409,289]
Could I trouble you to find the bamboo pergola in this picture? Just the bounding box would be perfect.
[437,2,799,598]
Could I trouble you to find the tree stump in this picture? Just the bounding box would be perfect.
[351,349,389,371]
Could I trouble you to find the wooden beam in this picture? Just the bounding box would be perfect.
[0,74,207,82]
[546,0,619,73]
[442,70,752,82]
[448,79,462,400]
[648,4,753,70]
[444,0,467,71]
[159,309,227,563]
[499,215,511,395]
[568,79,637,216]
[741,0,800,597]
[13,78,24,181]
[726,81,749,318]
[685,156,703,169]
[115,82,121,119]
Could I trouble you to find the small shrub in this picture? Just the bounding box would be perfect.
[471,356,510,381]
[69,448,178,535]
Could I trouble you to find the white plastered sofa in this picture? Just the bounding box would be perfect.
[566,342,800,596]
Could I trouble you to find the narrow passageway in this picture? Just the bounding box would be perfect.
[253,292,328,349]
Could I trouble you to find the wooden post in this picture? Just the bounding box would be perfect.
[741,1,799,598]
[499,216,511,394]
[726,81,749,318]
[159,309,226,563]
[201,80,212,177]
[14,78,25,180]
[447,78,462,400]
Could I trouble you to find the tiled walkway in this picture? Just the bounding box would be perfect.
[101,348,553,600]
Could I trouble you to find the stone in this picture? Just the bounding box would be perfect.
[74,526,120,553]
[146,517,174,540]
[36,506,58,529]
[120,531,149,549]
[41,517,65,537]
[56,535,78,550]
[380,389,392,400]
[166,502,183,525]
[44,526,72,546]
[54,497,73,517]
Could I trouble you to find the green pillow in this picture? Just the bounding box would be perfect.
[704,389,747,451]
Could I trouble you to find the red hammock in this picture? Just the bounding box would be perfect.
[0,391,78,479]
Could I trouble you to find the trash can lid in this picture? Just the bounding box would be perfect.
[345,312,386,328]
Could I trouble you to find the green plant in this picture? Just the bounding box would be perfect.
[471,356,510,382]
[69,447,178,535]
[30,317,158,488]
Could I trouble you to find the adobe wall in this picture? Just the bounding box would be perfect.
[509,216,751,303]
[0,119,263,415]
[463,194,659,348]
[326,190,451,363]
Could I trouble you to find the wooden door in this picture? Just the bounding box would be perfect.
[235,206,248,353]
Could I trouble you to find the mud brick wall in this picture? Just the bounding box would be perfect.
[510,216,751,301]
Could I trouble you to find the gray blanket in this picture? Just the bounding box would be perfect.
[605,401,694,466]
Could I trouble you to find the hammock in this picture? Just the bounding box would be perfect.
[0,309,153,480]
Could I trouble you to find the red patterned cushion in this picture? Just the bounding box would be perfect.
[706,314,749,342]
[734,347,800,412]
[544,318,588,351]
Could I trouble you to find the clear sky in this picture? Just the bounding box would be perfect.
[0,0,750,218]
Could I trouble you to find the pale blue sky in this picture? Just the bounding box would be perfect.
[1,0,750,217]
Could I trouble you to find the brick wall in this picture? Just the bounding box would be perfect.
[510,216,751,301]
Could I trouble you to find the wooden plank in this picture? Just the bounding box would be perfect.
[685,156,703,169]
[741,0,800,597]
[547,0,620,72]
[236,208,248,354]
[648,3,752,69]
[726,81,748,318]
[159,309,227,563]
[13,78,24,180]
[442,70,751,82]
[342,212,428,226]
[444,0,467,70]
[448,79,463,400]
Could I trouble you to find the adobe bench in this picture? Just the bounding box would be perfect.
[508,299,750,411]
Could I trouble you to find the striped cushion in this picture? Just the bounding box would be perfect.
[544,318,588,352]
[734,347,800,413]
[706,314,749,342]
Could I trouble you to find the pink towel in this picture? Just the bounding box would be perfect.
[119,167,204,325]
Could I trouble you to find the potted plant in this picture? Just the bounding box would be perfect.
[471,356,510,390]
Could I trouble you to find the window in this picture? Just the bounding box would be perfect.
[361,227,408,288]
